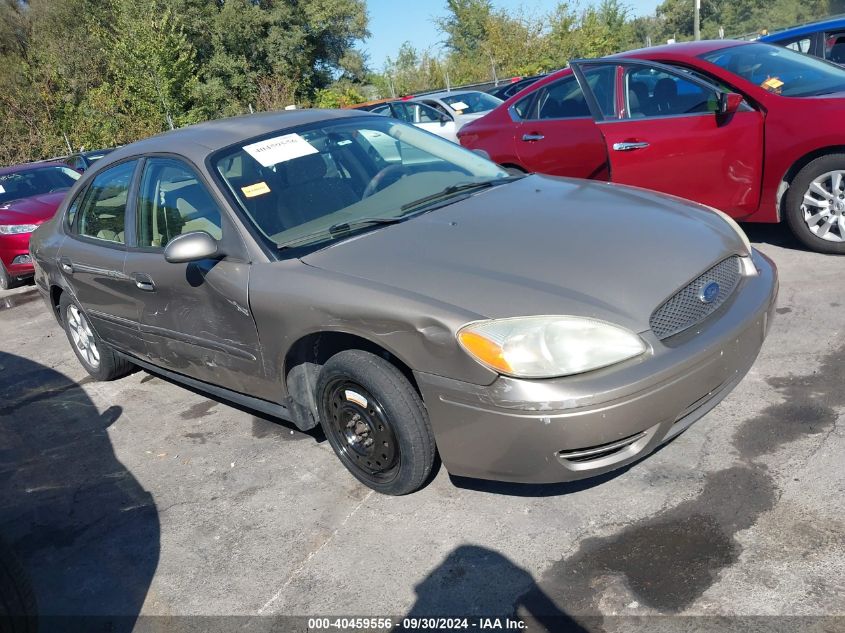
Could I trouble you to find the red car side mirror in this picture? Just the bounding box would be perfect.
[718,92,743,115]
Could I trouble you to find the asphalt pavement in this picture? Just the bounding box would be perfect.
[0,223,842,631]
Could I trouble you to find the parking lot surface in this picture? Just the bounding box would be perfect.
[0,225,843,628]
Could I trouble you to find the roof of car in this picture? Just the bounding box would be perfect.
[612,39,748,60]
[760,15,845,41]
[102,109,371,166]
[420,89,484,100]
[0,160,70,177]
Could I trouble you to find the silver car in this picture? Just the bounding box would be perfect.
[416,90,503,128]
[31,110,778,495]
[370,101,460,143]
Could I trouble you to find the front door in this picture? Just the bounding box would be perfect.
[125,157,262,393]
[57,159,143,354]
[512,68,612,180]
[575,60,765,217]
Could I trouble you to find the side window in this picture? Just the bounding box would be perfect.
[624,66,718,119]
[137,158,223,248]
[783,36,812,54]
[390,102,414,123]
[532,75,591,120]
[65,188,85,228]
[512,93,534,119]
[825,33,845,63]
[526,67,615,120]
[415,103,443,123]
[425,101,451,116]
[76,160,138,244]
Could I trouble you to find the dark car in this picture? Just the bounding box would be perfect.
[64,148,115,173]
[487,74,548,100]
[0,162,80,289]
[31,110,777,495]
[760,16,845,64]
[459,40,845,254]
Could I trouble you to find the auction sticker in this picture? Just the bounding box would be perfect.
[241,181,271,198]
[243,133,318,167]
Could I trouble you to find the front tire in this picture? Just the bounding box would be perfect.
[0,262,16,291]
[316,350,436,495]
[785,154,845,254]
[59,293,133,381]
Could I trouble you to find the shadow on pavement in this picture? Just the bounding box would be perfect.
[398,545,587,632]
[742,223,804,251]
[0,351,160,632]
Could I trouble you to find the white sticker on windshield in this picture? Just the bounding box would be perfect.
[0,185,4,194]
[243,133,318,167]
[450,101,469,111]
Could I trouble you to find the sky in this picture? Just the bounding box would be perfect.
[363,0,663,69]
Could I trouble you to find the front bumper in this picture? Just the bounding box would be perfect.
[0,232,35,279]
[415,250,778,484]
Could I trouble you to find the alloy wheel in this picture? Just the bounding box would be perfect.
[66,304,100,369]
[801,170,845,243]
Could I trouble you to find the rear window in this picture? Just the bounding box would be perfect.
[0,166,80,205]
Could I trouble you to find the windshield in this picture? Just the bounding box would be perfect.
[213,117,508,249]
[701,42,845,97]
[440,92,503,114]
[0,166,80,205]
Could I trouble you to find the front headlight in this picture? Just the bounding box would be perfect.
[457,316,647,378]
[0,224,38,235]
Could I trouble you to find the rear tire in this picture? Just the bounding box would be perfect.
[59,293,133,381]
[316,350,436,495]
[785,154,845,254]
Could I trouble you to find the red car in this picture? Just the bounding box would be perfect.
[458,40,845,254]
[0,162,80,289]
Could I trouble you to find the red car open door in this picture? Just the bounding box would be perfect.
[571,59,765,218]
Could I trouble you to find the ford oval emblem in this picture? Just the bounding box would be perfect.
[699,281,720,304]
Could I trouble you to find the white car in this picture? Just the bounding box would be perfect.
[414,90,503,129]
[371,101,460,143]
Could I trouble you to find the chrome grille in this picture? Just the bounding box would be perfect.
[650,256,742,340]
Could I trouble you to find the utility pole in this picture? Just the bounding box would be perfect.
[694,0,701,40]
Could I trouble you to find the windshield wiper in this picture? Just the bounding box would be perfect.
[328,216,403,234]
[276,217,403,250]
[400,175,523,214]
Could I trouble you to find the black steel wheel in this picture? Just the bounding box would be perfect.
[323,380,401,483]
[316,350,436,495]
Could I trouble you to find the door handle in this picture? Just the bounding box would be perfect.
[58,257,73,274]
[522,133,545,142]
[132,273,156,292]
[612,141,650,151]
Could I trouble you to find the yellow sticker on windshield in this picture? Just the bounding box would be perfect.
[241,182,271,198]
[761,76,784,92]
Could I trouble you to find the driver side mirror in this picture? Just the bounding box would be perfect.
[164,231,220,264]
[440,114,452,125]
[718,92,743,115]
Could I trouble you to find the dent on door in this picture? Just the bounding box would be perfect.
[132,255,263,393]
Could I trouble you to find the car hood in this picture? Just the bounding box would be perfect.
[301,175,745,333]
[0,191,67,223]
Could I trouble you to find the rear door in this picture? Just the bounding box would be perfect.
[512,69,612,179]
[573,59,765,216]
[57,159,143,354]
[125,156,262,393]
